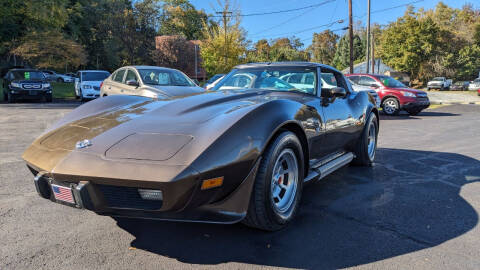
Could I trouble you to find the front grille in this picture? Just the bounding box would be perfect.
[22,83,42,89]
[93,86,100,90]
[97,184,163,210]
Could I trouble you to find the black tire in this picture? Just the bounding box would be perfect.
[381,97,400,116]
[79,89,85,102]
[243,131,304,231]
[46,96,53,102]
[57,78,63,83]
[352,113,378,166]
[3,91,7,102]
[406,109,422,116]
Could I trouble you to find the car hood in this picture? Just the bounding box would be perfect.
[149,85,205,97]
[12,79,45,83]
[386,87,426,94]
[81,81,102,86]
[24,90,300,170]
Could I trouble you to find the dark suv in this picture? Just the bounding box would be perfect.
[2,69,52,102]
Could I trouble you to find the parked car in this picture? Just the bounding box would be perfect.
[2,69,52,102]
[65,72,77,78]
[347,74,430,116]
[204,73,225,89]
[23,62,378,231]
[468,78,480,91]
[427,77,452,90]
[74,70,110,101]
[101,66,204,98]
[41,70,74,83]
[450,81,470,91]
[347,78,381,107]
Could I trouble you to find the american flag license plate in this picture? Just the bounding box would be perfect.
[51,184,75,204]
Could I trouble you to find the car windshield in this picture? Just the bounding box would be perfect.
[376,75,406,88]
[12,71,45,80]
[83,72,109,81]
[138,69,195,86]
[213,67,317,95]
[432,77,444,81]
[474,79,480,83]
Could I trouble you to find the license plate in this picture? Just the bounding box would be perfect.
[51,184,75,204]
[29,90,37,95]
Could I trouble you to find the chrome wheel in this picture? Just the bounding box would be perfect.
[271,148,298,218]
[367,121,376,160]
[383,99,398,115]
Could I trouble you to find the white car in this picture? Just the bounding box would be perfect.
[427,77,452,90]
[75,70,110,101]
[468,78,480,91]
[42,70,75,83]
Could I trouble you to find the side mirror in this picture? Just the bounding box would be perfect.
[328,87,347,98]
[369,82,380,88]
[126,80,139,87]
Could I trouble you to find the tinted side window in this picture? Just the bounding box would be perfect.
[114,69,126,83]
[348,76,360,84]
[358,76,376,86]
[125,70,138,82]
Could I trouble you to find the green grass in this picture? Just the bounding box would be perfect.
[0,79,76,101]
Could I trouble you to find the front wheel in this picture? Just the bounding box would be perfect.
[243,131,304,231]
[352,113,378,166]
[382,97,400,116]
[7,93,15,103]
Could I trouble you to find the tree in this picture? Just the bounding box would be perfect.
[456,45,480,80]
[152,35,195,71]
[308,30,338,65]
[200,1,247,76]
[378,7,439,81]
[332,33,365,71]
[268,37,307,62]
[159,0,209,40]
[12,31,87,70]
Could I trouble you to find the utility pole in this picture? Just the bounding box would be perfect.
[371,32,375,74]
[216,10,232,67]
[366,0,371,74]
[194,44,198,80]
[348,0,353,74]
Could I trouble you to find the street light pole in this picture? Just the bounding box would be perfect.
[366,0,371,74]
[348,0,354,74]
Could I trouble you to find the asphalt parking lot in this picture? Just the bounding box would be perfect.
[1,102,479,269]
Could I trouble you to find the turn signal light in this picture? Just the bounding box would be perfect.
[201,177,224,190]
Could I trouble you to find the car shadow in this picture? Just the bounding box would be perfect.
[114,148,479,269]
[379,111,460,120]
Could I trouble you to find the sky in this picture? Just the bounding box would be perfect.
[189,0,477,47]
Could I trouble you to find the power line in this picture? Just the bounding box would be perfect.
[250,0,337,37]
[254,0,424,42]
[209,0,335,17]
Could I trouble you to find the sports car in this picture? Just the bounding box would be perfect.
[23,62,379,231]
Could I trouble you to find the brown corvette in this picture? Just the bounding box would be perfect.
[23,62,379,231]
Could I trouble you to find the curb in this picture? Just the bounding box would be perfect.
[430,101,480,105]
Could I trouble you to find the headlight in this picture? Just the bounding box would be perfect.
[402,91,416,97]
[10,82,21,88]
[83,85,92,89]
[42,83,50,88]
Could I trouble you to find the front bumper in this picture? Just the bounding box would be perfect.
[402,99,430,110]
[81,88,100,99]
[8,88,52,99]
[427,84,443,89]
[29,158,260,224]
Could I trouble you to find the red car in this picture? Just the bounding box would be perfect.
[346,74,430,116]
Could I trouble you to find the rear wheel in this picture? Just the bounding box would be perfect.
[57,78,63,83]
[352,113,378,166]
[243,131,304,231]
[382,97,400,116]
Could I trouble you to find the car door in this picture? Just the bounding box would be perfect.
[319,67,357,155]
[123,69,140,96]
[108,69,127,95]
